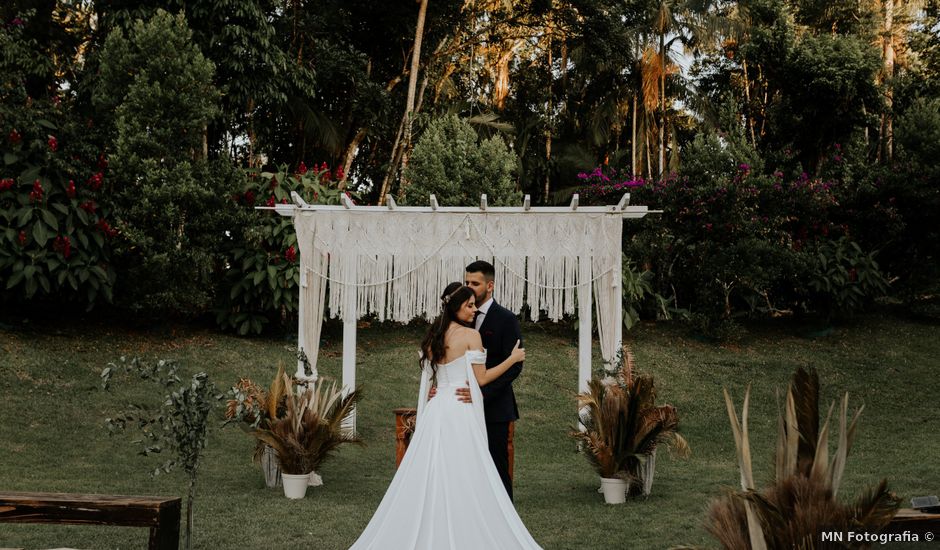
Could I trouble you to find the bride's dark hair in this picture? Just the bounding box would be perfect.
[419,282,474,373]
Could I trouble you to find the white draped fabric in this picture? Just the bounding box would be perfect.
[292,210,622,372]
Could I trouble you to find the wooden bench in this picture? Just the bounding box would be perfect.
[0,491,181,550]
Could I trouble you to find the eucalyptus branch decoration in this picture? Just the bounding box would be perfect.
[101,356,221,550]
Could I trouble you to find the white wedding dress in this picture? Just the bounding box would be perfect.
[349,350,542,550]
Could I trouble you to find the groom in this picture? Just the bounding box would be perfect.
[464,260,524,501]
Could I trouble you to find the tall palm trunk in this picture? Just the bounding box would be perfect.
[882,0,895,162]
[659,31,666,178]
[632,95,638,176]
[396,0,430,198]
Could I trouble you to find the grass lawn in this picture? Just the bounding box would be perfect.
[1,313,938,549]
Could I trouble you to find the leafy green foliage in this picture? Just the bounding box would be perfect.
[1,12,115,308]
[402,115,520,206]
[101,356,221,550]
[215,162,346,335]
[93,10,238,314]
[807,237,888,320]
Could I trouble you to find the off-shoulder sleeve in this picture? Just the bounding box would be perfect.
[466,349,487,365]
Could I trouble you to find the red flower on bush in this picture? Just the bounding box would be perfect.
[297,161,308,175]
[266,196,276,207]
[8,129,21,145]
[17,230,27,246]
[335,166,345,180]
[244,190,256,205]
[96,218,118,238]
[53,236,71,258]
[0,177,14,191]
[29,179,43,202]
[87,172,103,191]
[47,135,58,152]
[66,180,76,198]
[285,245,297,263]
[80,200,96,213]
[97,154,108,170]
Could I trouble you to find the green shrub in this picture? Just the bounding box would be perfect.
[1,12,115,308]
[215,162,345,335]
[93,10,234,314]
[402,114,520,206]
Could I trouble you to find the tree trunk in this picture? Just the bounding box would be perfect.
[338,128,367,190]
[632,95,637,176]
[185,474,195,550]
[883,0,895,162]
[399,0,429,182]
[659,31,666,179]
[544,27,553,202]
[742,60,757,146]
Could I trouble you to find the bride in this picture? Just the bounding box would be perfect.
[349,282,543,550]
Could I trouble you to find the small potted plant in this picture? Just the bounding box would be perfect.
[249,372,363,499]
[224,365,291,488]
[570,347,689,504]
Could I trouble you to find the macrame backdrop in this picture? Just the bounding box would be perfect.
[294,210,623,375]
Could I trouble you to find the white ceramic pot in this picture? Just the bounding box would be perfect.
[282,472,312,499]
[600,476,628,504]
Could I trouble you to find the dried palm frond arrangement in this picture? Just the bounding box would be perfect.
[709,367,900,549]
[249,372,363,475]
[224,364,291,461]
[570,345,690,496]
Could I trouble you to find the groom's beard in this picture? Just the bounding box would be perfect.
[474,288,488,305]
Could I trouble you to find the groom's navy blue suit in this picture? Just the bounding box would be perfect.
[478,300,523,501]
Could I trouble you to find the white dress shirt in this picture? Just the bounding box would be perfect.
[475,297,493,330]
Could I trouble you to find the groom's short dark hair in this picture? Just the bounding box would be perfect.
[466,260,495,281]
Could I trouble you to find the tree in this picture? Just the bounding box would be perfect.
[93,10,235,313]
[102,357,220,550]
[401,115,519,206]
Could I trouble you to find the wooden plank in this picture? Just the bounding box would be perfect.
[0,492,179,528]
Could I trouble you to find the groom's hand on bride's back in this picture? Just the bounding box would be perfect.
[427,385,473,404]
[455,386,472,403]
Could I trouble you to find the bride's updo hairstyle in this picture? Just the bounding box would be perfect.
[419,282,475,373]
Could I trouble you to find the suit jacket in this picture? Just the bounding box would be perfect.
[478,300,523,423]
